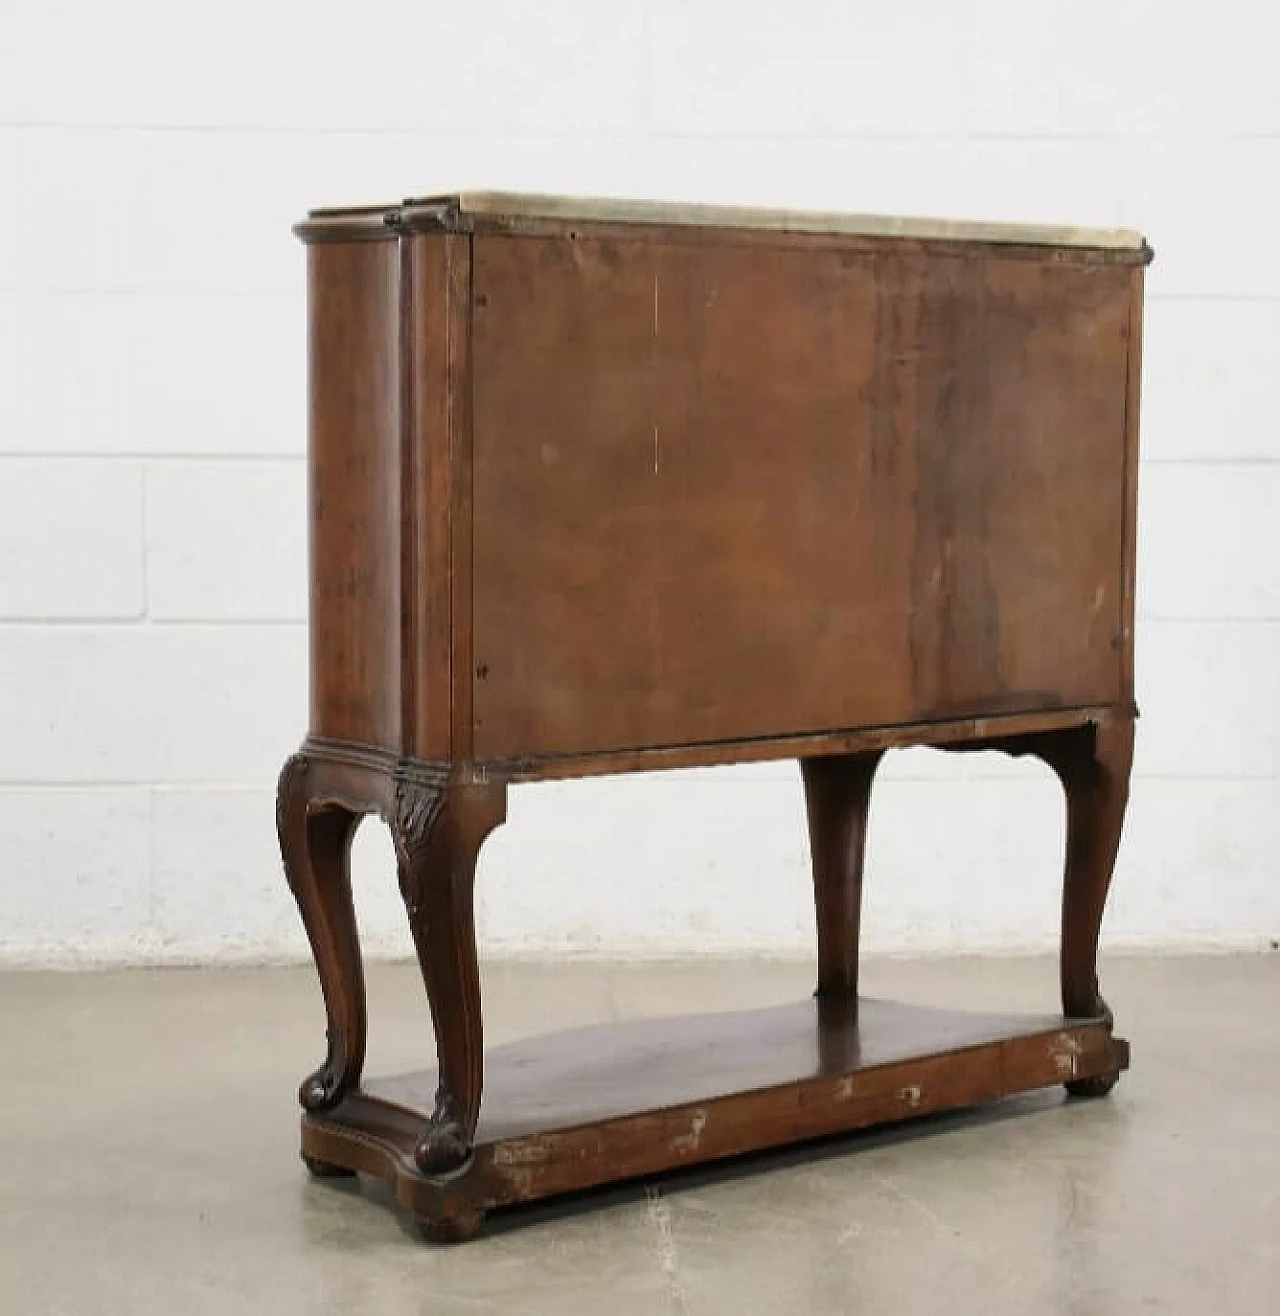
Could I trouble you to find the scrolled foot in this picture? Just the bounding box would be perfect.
[1066,985,1122,1096]
[301,1151,356,1179]
[415,1207,486,1244]
[414,1094,472,1175]
[1066,1071,1121,1099]
[298,1041,354,1112]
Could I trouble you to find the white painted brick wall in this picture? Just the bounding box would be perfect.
[1,0,1277,963]
[0,462,145,618]
[146,463,306,621]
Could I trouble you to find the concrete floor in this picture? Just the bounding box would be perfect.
[1,955,1276,1315]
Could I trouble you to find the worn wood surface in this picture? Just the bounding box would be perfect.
[306,236,402,749]
[471,235,1130,759]
[301,997,1128,1238]
[410,190,1147,249]
[1119,265,1146,701]
[282,199,1147,1242]
[803,751,883,1001]
[296,193,1151,256]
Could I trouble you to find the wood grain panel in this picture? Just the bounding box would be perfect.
[1119,267,1146,702]
[307,238,402,749]
[367,998,1112,1143]
[470,235,1131,762]
[404,233,457,760]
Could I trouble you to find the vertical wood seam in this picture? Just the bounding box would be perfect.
[1119,268,1145,705]
[399,234,417,756]
[447,234,475,763]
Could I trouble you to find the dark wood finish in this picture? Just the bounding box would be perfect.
[301,997,1128,1240]
[802,751,883,1001]
[933,719,1134,1065]
[1119,266,1146,701]
[280,195,1148,1241]
[277,752,366,1110]
[306,235,402,750]
[443,235,476,765]
[278,739,507,1170]
[470,236,1129,759]
[401,232,472,762]
[491,703,1119,782]
[397,779,506,1172]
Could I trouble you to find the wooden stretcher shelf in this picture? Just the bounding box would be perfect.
[301,997,1129,1240]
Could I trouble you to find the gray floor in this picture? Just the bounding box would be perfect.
[1,954,1276,1314]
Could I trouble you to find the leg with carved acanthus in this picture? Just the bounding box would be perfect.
[278,743,506,1201]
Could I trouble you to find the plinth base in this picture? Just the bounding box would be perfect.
[300,996,1128,1241]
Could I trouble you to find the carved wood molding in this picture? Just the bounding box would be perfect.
[390,776,446,884]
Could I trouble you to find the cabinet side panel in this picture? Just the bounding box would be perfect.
[307,238,402,749]
[471,234,1130,761]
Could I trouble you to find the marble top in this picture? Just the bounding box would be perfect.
[409,191,1144,251]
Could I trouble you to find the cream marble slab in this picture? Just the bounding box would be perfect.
[419,191,1144,251]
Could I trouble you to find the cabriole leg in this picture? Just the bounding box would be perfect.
[935,716,1134,1097]
[1043,719,1134,1096]
[392,781,507,1175]
[276,753,367,1112]
[801,751,884,1004]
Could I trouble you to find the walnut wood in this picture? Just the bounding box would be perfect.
[306,236,402,750]
[1054,721,1135,1029]
[1119,265,1146,701]
[280,195,1148,1241]
[300,998,1128,1239]
[488,704,1123,782]
[802,751,883,1001]
[277,752,366,1110]
[395,781,506,1173]
[936,716,1135,1089]
[275,740,505,1171]
[443,235,476,765]
[470,235,1129,759]
[403,234,455,761]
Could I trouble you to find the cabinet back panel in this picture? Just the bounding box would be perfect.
[470,234,1131,760]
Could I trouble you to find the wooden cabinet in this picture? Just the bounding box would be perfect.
[278,193,1150,1241]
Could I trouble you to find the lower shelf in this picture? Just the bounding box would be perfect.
[301,996,1128,1239]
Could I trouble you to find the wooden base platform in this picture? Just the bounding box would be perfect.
[300,997,1128,1241]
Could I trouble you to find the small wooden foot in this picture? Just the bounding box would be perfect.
[301,1151,356,1179]
[1065,1071,1120,1099]
[415,1208,486,1244]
